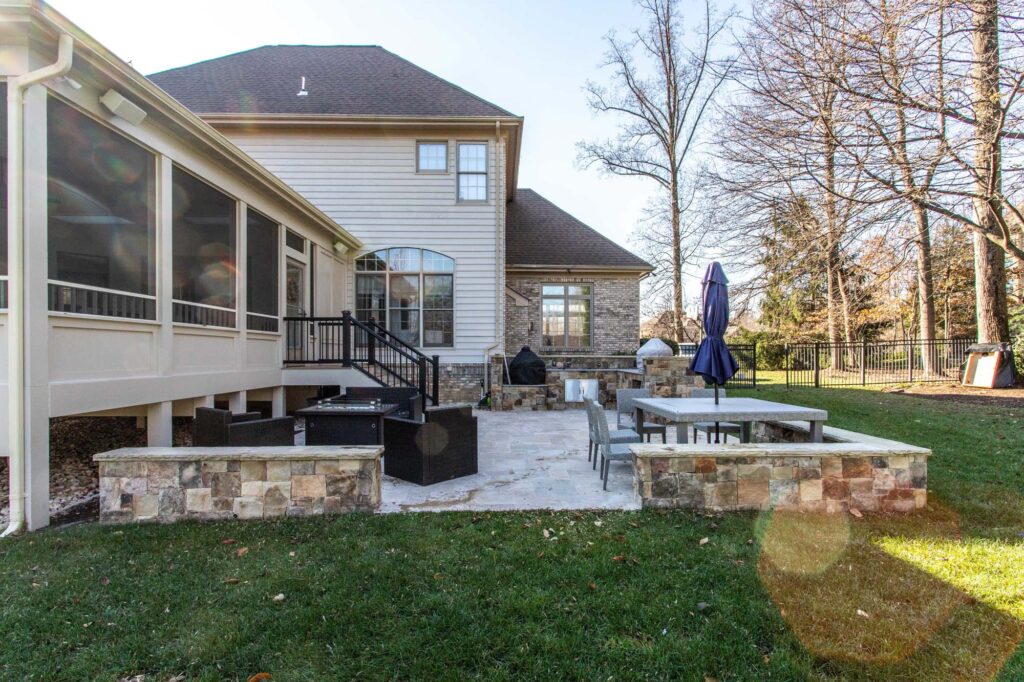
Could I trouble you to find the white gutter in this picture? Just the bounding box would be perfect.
[3,33,74,537]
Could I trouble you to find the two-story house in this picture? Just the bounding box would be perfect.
[1,2,650,530]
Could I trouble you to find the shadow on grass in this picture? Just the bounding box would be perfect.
[755,499,1024,680]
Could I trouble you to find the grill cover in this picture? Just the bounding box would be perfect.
[508,346,546,385]
[637,338,675,370]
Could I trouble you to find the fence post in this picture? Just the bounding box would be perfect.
[432,355,440,406]
[860,341,867,386]
[752,343,757,389]
[907,339,914,383]
[813,342,821,388]
[341,310,352,367]
[785,345,790,388]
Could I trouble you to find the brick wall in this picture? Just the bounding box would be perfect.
[505,274,641,355]
[438,362,485,404]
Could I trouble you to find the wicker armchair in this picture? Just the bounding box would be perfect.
[383,405,478,485]
[192,407,295,447]
[345,386,423,420]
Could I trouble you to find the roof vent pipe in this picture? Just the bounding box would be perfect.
[297,76,309,97]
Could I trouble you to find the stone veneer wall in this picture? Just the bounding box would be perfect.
[505,274,641,354]
[94,446,382,523]
[489,354,703,411]
[438,362,485,404]
[632,443,929,513]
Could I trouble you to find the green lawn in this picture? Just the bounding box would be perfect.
[2,387,1023,681]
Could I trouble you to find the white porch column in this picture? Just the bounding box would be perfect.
[23,84,51,531]
[228,391,247,413]
[146,401,173,447]
[271,386,285,417]
[194,395,215,411]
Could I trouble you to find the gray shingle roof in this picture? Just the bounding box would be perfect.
[148,45,516,118]
[506,190,652,270]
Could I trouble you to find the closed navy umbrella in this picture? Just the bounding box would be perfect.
[689,262,738,405]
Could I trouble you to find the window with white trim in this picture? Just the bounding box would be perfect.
[457,142,487,201]
[46,95,156,320]
[416,141,447,172]
[542,284,592,348]
[355,248,454,348]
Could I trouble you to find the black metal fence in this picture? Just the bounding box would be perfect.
[785,338,972,388]
[680,342,758,389]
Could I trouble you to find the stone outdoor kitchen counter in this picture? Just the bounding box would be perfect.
[95,446,383,523]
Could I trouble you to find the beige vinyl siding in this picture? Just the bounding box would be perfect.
[224,130,500,362]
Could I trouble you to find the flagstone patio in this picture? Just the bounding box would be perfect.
[379,410,640,512]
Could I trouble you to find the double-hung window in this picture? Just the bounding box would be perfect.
[355,248,454,348]
[542,285,592,348]
[457,142,487,202]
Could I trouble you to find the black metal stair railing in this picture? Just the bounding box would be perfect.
[283,311,439,406]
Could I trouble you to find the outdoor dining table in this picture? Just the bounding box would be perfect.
[632,397,828,444]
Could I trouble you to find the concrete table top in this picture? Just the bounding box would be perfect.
[632,397,828,444]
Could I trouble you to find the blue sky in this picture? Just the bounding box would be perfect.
[55,0,745,310]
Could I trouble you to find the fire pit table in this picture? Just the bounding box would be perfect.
[633,397,828,444]
[296,401,399,446]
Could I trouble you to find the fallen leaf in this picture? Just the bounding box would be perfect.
[100,576,110,586]
[699,537,709,546]
[236,547,249,558]
[629,521,639,528]
[224,578,240,585]
[849,508,863,519]
[288,551,296,557]
[221,538,236,545]
[537,551,545,558]
[612,555,626,563]
[697,602,709,612]
[82,622,92,628]
[856,609,870,618]
[30,582,41,588]
[272,593,286,603]
[588,582,597,591]
[543,529,551,539]
[247,674,273,682]
[594,520,603,527]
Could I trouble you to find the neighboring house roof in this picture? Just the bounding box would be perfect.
[148,45,517,119]
[505,190,652,271]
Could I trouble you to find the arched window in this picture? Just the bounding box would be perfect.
[355,248,454,348]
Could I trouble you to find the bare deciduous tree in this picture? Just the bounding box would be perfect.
[578,0,735,343]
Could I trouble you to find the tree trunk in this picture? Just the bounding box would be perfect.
[670,179,686,344]
[911,204,938,371]
[970,0,1010,342]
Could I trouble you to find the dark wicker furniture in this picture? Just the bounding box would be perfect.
[344,386,423,420]
[192,407,295,447]
[383,405,478,485]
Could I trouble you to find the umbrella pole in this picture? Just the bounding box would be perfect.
[714,382,720,443]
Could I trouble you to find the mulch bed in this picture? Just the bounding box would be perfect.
[884,382,1024,409]
[0,417,193,526]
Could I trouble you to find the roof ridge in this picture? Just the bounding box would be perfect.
[374,46,517,118]
[515,188,648,265]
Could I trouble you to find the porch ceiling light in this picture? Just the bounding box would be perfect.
[99,89,147,126]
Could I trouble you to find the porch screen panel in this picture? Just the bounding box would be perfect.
[172,166,236,327]
[46,96,156,319]
[246,209,279,332]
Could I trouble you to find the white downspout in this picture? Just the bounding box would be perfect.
[485,120,504,400]
[3,34,74,537]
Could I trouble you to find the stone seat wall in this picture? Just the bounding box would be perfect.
[632,433,929,513]
[94,446,382,523]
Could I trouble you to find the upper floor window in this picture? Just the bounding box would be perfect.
[542,284,592,349]
[355,248,454,348]
[171,166,237,327]
[457,142,487,202]
[46,96,157,320]
[417,142,448,173]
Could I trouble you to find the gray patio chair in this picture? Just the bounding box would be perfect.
[590,399,635,491]
[689,388,743,443]
[616,388,667,443]
[585,399,640,470]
